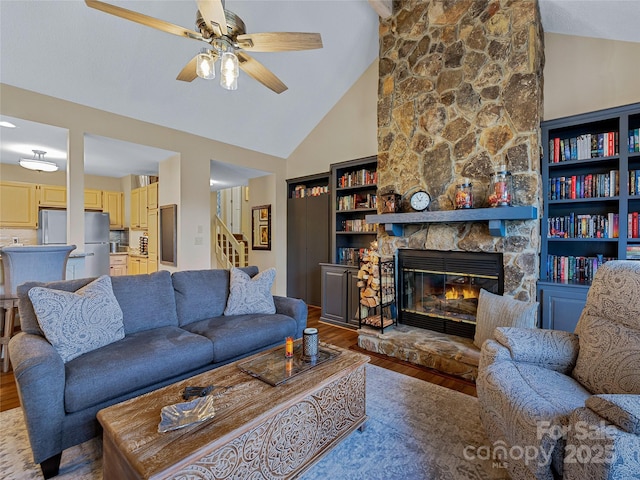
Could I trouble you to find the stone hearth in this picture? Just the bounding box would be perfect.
[358,325,480,381]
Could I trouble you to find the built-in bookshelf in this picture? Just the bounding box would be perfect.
[538,102,640,331]
[330,156,378,266]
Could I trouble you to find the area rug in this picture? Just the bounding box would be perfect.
[0,364,509,479]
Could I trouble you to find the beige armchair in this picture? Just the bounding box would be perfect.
[477,260,640,479]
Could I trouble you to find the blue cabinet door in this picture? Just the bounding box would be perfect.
[537,282,590,332]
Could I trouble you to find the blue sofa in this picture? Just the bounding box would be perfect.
[9,267,307,478]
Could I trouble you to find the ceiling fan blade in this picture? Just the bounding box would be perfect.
[176,56,199,82]
[196,0,227,37]
[236,52,287,94]
[85,0,203,41]
[236,32,323,52]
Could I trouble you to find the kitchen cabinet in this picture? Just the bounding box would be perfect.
[103,191,124,229]
[130,186,150,229]
[0,181,38,228]
[147,182,158,210]
[84,189,103,210]
[319,263,360,329]
[109,254,128,276]
[38,185,66,208]
[131,188,140,228]
[147,208,158,273]
[127,255,148,275]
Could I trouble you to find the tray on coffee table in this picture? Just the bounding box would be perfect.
[238,341,341,386]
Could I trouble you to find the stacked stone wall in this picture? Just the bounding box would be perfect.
[377,0,544,300]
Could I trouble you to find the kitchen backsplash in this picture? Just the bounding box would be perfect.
[0,228,37,247]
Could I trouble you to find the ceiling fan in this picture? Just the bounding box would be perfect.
[85,0,323,93]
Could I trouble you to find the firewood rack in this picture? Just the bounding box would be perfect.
[357,254,397,333]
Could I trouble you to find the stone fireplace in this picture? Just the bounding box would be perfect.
[376,0,544,301]
[357,0,544,380]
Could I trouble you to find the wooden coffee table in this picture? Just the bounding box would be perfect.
[97,343,369,479]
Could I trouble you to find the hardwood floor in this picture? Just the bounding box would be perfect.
[0,306,476,413]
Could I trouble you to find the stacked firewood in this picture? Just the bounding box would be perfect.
[357,251,381,308]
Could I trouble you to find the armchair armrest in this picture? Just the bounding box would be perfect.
[493,327,580,373]
[586,394,640,435]
[273,296,307,338]
[8,332,66,464]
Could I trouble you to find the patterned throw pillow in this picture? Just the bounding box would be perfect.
[473,289,539,349]
[224,267,276,316]
[28,275,125,363]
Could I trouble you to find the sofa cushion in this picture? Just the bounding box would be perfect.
[17,277,95,336]
[473,289,539,349]
[224,267,276,316]
[64,326,213,413]
[586,394,640,435]
[572,314,640,394]
[28,275,125,363]
[110,271,179,334]
[173,267,259,327]
[182,313,297,363]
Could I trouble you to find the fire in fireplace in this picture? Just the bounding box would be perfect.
[397,249,504,339]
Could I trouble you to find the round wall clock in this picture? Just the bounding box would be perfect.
[410,190,431,211]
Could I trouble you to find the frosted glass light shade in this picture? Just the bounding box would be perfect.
[220,51,238,90]
[19,159,58,172]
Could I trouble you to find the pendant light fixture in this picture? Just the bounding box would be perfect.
[219,50,239,90]
[19,150,58,172]
[196,49,215,80]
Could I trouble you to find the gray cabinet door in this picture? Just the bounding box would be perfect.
[320,265,348,324]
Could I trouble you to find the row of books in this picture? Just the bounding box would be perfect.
[548,171,619,200]
[290,184,329,198]
[546,254,614,283]
[627,245,640,260]
[630,170,640,195]
[549,132,618,162]
[340,219,378,233]
[338,248,368,266]
[338,169,377,188]
[548,213,619,239]
[629,129,640,153]
[629,212,640,238]
[337,193,377,211]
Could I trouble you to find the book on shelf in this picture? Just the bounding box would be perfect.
[546,254,614,283]
[627,245,640,260]
[550,131,619,162]
[629,128,640,153]
[629,211,640,238]
[548,171,618,200]
[291,184,329,198]
[337,193,377,211]
[338,168,377,188]
[630,170,640,196]
[548,213,618,239]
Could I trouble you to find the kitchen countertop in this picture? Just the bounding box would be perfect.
[128,253,149,258]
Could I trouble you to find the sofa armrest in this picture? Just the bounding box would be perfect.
[273,296,307,338]
[8,332,66,463]
[492,327,580,373]
[586,394,640,435]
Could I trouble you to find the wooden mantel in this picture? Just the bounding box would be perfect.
[365,206,538,237]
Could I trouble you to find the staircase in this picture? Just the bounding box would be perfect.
[214,215,248,269]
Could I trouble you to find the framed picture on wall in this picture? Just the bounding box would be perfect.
[252,204,271,250]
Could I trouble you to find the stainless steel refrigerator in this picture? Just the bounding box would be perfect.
[38,209,110,277]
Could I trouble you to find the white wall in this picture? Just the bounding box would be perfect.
[544,33,640,120]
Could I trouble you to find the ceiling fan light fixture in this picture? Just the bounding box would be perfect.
[220,50,239,91]
[19,150,58,172]
[196,49,215,80]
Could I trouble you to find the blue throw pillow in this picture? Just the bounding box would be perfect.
[223,267,276,316]
[28,275,125,363]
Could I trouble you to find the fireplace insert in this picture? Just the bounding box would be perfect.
[397,249,504,338]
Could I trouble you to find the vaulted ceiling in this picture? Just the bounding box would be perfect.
[1,1,639,185]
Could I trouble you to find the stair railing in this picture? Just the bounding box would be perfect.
[214,215,247,268]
